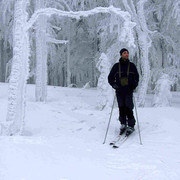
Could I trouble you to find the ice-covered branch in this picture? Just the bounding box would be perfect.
[26,5,132,31]
[26,8,78,31]
[50,25,62,31]
[122,0,135,18]
[172,0,180,24]
[59,0,72,11]
[47,36,69,44]
[137,0,152,34]
[154,32,176,48]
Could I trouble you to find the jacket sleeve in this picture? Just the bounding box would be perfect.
[108,64,117,87]
[132,63,139,89]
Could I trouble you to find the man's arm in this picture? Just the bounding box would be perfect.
[108,63,117,87]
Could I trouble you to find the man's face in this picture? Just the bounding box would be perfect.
[121,51,129,60]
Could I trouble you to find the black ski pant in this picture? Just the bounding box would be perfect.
[116,92,135,128]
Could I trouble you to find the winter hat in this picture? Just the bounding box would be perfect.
[120,48,129,55]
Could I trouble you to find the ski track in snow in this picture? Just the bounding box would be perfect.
[0,83,180,180]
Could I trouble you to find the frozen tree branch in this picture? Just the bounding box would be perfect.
[47,36,69,44]
[26,6,133,31]
[50,25,62,31]
[154,32,176,48]
[58,0,72,11]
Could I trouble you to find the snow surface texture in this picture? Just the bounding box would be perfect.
[0,83,180,180]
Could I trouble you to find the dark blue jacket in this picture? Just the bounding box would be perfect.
[108,58,139,95]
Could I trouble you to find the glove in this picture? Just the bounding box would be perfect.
[112,84,120,90]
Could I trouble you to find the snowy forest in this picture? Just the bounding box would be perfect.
[0,0,179,135]
[0,1,180,179]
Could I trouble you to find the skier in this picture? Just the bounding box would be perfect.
[108,48,139,136]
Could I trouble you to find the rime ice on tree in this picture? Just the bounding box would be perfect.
[4,4,135,135]
[152,73,172,107]
[96,53,113,110]
[122,0,152,107]
[4,0,30,135]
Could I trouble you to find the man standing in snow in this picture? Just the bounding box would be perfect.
[108,48,139,136]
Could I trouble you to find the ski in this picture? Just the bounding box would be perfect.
[109,135,122,146]
[112,135,128,148]
[112,132,134,148]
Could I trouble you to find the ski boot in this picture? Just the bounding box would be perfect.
[119,124,127,135]
[125,126,134,136]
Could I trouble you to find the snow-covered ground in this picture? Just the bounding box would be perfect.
[0,82,180,180]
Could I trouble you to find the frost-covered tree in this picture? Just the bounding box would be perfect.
[4,0,30,135]
[1,4,138,135]
[0,0,180,92]
[48,4,135,88]
[35,0,48,102]
[0,0,179,135]
[35,0,71,102]
[122,0,152,107]
[2,0,73,134]
[96,53,113,110]
[152,73,172,107]
[145,0,180,92]
[0,1,14,82]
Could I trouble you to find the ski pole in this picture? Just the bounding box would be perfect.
[103,93,116,144]
[133,96,143,145]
